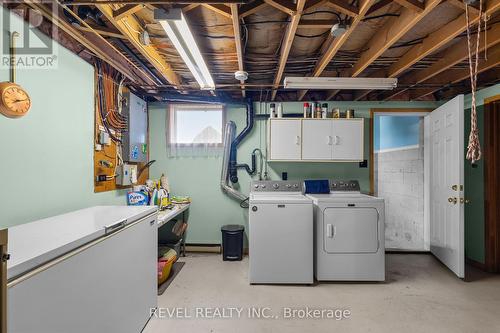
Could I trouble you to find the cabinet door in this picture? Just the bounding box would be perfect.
[269,119,302,160]
[302,120,333,160]
[332,119,364,160]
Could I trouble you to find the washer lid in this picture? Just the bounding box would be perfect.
[249,193,312,204]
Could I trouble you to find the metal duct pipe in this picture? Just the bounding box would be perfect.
[229,99,254,183]
[221,121,246,202]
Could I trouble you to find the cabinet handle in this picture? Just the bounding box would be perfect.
[333,135,340,145]
[295,135,300,145]
[327,135,333,145]
[326,224,334,238]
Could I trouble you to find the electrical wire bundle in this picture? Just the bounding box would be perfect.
[94,59,128,142]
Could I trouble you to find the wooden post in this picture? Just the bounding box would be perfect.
[0,229,7,333]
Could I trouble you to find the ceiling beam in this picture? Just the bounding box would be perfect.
[392,0,424,12]
[388,0,500,78]
[320,0,424,99]
[384,22,500,100]
[304,0,329,12]
[230,4,246,97]
[297,0,376,100]
[410,43,500,100]
[75,26,126,39]
[239,0,268,18]
[325,0,359,17]
[182,3,201,12]
[27,2,156,86]
[201,4,233,18]
[366,0,393,15]
[298,19,337,28]
[353,0,500,101]
[96,4,182,88]
[113,4,144,20]
[349,0,440,77]
[271,0,306,100]
[438,69,500,99]
[263,0,296,15]
[447,0,480,15]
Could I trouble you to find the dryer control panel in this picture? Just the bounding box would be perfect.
[330,180,360,192]
[251,181,302,192]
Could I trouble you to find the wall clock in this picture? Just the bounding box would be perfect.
[0,82,31,118]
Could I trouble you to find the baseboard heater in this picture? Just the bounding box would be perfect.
[185,243,222,253]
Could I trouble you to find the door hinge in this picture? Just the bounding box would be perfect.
[1,253,10,262]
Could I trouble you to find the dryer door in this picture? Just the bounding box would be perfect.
[323,207,379,253]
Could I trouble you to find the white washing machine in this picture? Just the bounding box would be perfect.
[306,180,385,281]
[249,181,313,284]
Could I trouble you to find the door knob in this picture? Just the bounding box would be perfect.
[448,197,457,204]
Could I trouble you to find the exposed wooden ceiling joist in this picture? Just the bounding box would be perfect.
[410,43,500,99]
[366,0,393,15]
[304,0,329,12]
[239,0,268,18]
[297,0,377,100]
[384,22,500,100]
[182,3,201,12]
[325,0,359,17]
[447,0,480,15]
[75,26,126,39]
[113,4,144,20]
[96,4,182,88]
[230,4,246,97]
[263,0,296,15]
[392,0,424,12]
[298,19,337,29]
[324,0,440,100]
[271,0,307,100]
[29,2,156,86]
[201,4,233,18]
[353,0,500,101]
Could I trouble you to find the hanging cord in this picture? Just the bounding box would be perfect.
[465,1,483,164]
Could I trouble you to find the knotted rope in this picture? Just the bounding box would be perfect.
[465,1,483,164]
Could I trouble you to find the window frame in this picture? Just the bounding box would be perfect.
[167,103,226,148]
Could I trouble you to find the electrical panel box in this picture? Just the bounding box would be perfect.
[122,92,147,162]
[116,164,138,186]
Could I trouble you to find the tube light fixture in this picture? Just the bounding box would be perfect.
[156,10,215,90]
[283,77,398,90]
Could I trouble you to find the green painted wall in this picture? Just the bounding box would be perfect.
[149,100,439,244]
[0,7,125,230]
[464,106,485,263]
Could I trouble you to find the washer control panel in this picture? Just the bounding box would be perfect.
[330,180,360,191]
[251,181,302,192]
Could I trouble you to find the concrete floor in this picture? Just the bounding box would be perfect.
[143,253,500,333]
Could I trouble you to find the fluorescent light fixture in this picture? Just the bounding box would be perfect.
[284,77,398,90]
[157,11,215,90]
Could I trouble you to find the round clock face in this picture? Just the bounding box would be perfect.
[1,84,31,118]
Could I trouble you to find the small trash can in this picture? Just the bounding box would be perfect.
[221,224,244,261]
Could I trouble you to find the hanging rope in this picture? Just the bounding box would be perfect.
[465,0,483,164]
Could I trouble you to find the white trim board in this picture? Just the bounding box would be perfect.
[375,144,420,154]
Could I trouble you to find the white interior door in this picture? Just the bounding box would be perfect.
[427,95,464,278]
[302,120,333,160]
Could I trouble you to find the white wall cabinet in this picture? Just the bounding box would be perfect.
[269,119,302,160]
[268,118,364,162]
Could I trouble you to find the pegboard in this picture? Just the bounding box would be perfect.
[93,82,149,193]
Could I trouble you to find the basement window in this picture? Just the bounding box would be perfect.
[167,103,225,157]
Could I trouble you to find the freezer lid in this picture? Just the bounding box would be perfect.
[7,206,157,280]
